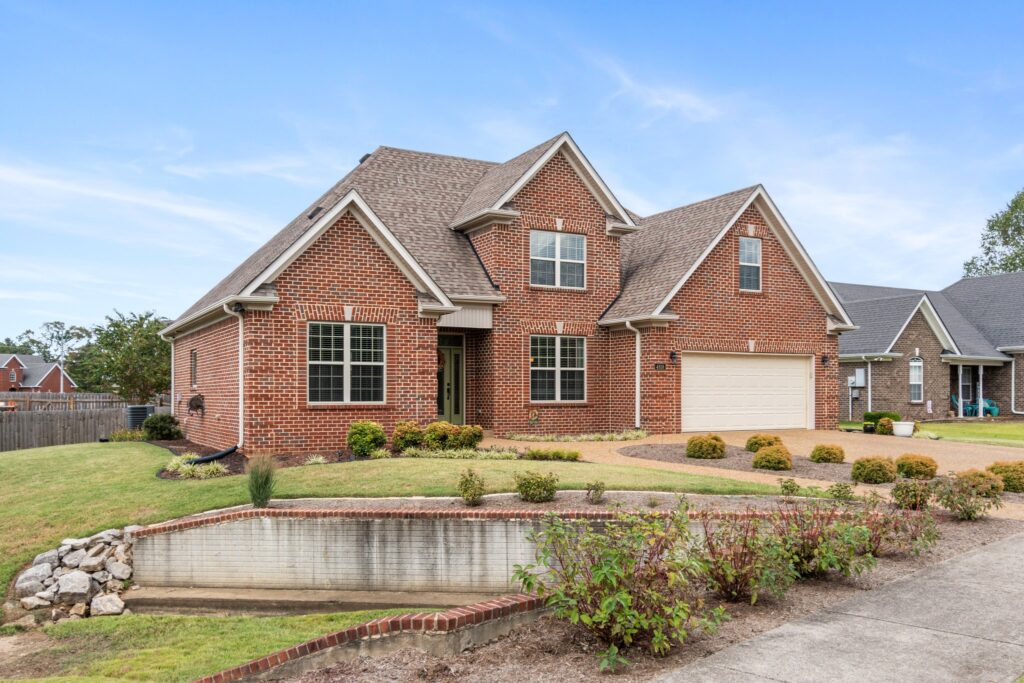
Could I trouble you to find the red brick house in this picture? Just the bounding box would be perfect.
[0,354,77,393]
[833,276,1024,422]
[161,133,854,454]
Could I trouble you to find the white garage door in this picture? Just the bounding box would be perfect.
[681,353,812,432]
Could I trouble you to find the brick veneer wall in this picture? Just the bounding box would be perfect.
[173,317,240,450]
[640,205,840,433]
[0,357,21,391]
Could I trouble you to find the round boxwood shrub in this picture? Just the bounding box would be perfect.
[851,456,897,484]
[514,470,558,503]
[895,453,938,480]
[686,434,725,459]
[424,421,462,450]
[809,444,844,464]
[142,413,183,440]
[752,445,792,471]
[876,417,894,436]
[391,421,423,452]
[955,468,1004,498]
[455,424,485,449]
[347,420,386,457]
[745,433,782,453]
[987,461,1024,493]
[891,480,933,510]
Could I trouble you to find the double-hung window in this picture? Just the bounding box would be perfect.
[308,322,385,403]
[909,357,923,402]
[739,236,762,291]
[189,350,198,388]
[530,231,585,288]
[530,335,586,401]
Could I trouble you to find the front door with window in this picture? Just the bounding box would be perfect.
[437,335,464,425]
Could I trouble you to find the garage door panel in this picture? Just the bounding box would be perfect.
[681,354,810,432]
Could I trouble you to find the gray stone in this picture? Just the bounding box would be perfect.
[58,544,71,557]
[32,549,60,568]
[105,559,132,581]
[92,570,111,584]
[14,580,43,598]
[61,537,90,549]
[14,564,52,598]
[90,528,122,543]
[89,593,124,617]
[78,546,109,572]
[103,580,123,593]
[19,562,52,583]
[61,549,86,568]
[35,586,58,602]
[56,570,94,604]
[52,567,68,579]
[69,602,88,617]
[113,545,131,563]
[12,614,38,629]
[42,577,55,587]
[19,596,50,610]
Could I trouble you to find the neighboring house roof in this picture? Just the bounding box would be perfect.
[20,362,77,388]
[943,272,1024,350]
[0,353,46,368]
[834,293,927,356]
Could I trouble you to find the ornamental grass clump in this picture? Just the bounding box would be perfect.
[745,434,781,453]
[752,445,792,471]
[513,504,725,672]
[809,444,845,464]
[895,454,938,480]
[986,461,1024,493]
[247,455,276,508]
[686,434,726,459]
[851,456,897,484]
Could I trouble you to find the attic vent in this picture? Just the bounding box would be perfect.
[359,153,371,164]
[307,206,324,221]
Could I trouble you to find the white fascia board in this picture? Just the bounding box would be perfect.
[493,133,636,228]
[598,313,680,328]
[240,190,454,309]
[160,294,279,339]
[7,355,27,368]
[885,295,961,356]
[451,208,520,232]
[997,345,1024,353]
[941,355,1009,365]
[451,294,507,303]
[838,353,902,361]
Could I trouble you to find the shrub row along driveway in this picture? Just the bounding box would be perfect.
[655,531,1024,683]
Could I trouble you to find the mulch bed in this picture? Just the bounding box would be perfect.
[621,443,854,481]
[150,441,361,479]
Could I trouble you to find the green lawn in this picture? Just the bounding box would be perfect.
[921,421,1024,448]
[839,421,863,431]
[6,610,411,682]
[0,442,779,590]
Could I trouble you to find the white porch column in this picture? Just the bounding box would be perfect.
[867,361,873,412]
[979,365,984,417]
[958,364,964,418]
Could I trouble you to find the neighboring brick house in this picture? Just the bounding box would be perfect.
[161,132,855,454]
[0,354,77,393]
[832,275,1024,422]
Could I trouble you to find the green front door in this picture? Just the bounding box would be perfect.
[437,341,464,425]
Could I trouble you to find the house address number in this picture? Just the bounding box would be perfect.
[654,363,667,371]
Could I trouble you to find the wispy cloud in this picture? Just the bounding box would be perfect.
[165,156,322,185]
[595,58,721,123]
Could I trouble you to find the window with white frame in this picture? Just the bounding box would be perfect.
[739,236,762,291]
[530,231,585,288]
[909,357,923,402]
[960,366,973,402]
[308,322,385,403]
[8,369,15,384]
[189,350,198,387]
[530,335,586,401]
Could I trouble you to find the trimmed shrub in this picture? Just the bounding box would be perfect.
[142,413,184,440]
[523,448,580,461]
[864,411,901,425]
[987,461,1024,493]
[457,468,485,507]
[110,428,146,442]
[686,434,726,459]
[585,480,606,504]
[935,470,1003,520]
[369,448,392,459]
[895,454,938,480]
[423,421,462,450]
[809,444,845,464]
[745,434,781,453]
[247,455,276,508]
[514,470,558,502]
[851,456,897,484]
[954,469,1004,498]
[752,445,792,471]
[891,481,933,510]
[455,425,485,449]
[391,421,423,452]
[876,417,894,436]
[347,421,386,457]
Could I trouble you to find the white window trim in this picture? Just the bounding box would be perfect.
[909,357,924,403]
[8,369,15,383]
[739,236,762,292]
[190,349,198,389]
[307,322,387,405]
[530,335,587,403]
[961,366,973,402]
[530,231,587,290]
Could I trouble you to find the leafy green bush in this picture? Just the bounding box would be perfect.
[891,480,933,510]
[778,478,800,497]
[876,417,894,436]
[686,434,726,459]
[585,480,606,504]
[513,505,725,670]
[752,445,792,470]
[423,421,462,450]
[895,454,938,480]
[514,471,558,502]
[400,447,518,460]
[457,468,485,507]
[347,421,386,457]
[696,512,797,603]
[390,421,423,452]
[247,455,276,508]
[809,444,845,464]
[745,434,782,453]
[369,448,392,459]
[522,448,581,461]
[769,504,876,577]
[854,495,938,556]
[456,425,485,449]
[851,457,897,484]
[826,482,856,501]
[987,461,1024,493]
[110,428,146,442]
[934,470,1004,520]
[142,413,184,440]
[304,454,327,466]
[864,411,901,425]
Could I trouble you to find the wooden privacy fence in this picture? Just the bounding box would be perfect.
[0,408,127,452]
[0,392,127,411]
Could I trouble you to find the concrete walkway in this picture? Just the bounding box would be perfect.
[655,532,1024,683]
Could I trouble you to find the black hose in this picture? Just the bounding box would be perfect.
[186,445,238,464]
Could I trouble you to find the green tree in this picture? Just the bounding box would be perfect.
[0,337,35,355]
[964,188,1024,277]
[89,311,171,402]
[18,322,91,391]
[65,341,108,393]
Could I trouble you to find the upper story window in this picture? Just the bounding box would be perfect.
[530,335,586,402]
[8,369,15,384]
[530,231,585,289]
[308,322,385,404]
[909,357,923,402]
[189,350,198,387]
[739,236,762,291]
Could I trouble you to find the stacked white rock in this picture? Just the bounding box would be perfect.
[12,527,134,622]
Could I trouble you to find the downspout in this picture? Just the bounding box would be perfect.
[223,303,245,447]
[1014,356,1024,415]
[169,342,174,418]
[624,321,641,429]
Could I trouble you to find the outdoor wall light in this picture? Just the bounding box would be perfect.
[822,355,830,366]
[669,351,678,365]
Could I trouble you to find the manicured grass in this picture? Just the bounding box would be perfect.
[921,421,1024,448]
[0,442,779,589]
[839,421,863,431]
[15,610,411,682]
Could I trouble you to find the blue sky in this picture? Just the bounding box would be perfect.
[2,1,1023,334]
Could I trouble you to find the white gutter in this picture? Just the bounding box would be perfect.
[160,295,278,339]
[223,303,245,447]
[624,321,641,429]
